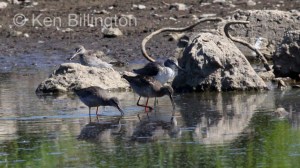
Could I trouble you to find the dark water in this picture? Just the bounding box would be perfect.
[0,53,300,167]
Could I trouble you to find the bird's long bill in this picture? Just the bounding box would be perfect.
[169,94,176,113]
[67,53,78,60]
[175,64,186,72]
[116,104,124,116]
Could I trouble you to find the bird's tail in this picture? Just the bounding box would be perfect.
[122,74,132,82]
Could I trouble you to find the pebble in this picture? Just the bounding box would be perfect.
[168,33,185,41]
[0,2,8,9]
[102,27,123,38]
[11,30,22,37]
[200,3,211,7]
[169,17,177,21]
[61,28,73,33]
[212,0,226,3]
[132,4,146,10]
[24,33,29,38]
[191,15,199,21]
[274,107,289,118]
[94,9,110,14]
[247,0,256,6]
[199,13,217,18]
[169,3,189,11]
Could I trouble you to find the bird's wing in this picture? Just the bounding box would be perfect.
[133,62,162,76]
[77,86,106,98]
[141,76,163,91]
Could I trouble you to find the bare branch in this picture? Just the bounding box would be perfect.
[141,17,224,62]
[224,20,272,71]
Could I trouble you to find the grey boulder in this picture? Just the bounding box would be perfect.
[36,63,129,94]
[173,33,268,91]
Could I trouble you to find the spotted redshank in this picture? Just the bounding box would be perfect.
[122,74,175,111]
[73,86,124,116]
[68,45,113,69]
[133,57,184,85]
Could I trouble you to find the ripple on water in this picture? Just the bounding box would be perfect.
[48,152,64,156]
[0,152,9,156]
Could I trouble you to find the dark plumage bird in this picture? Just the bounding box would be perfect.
[73,86,124,116]
[133,57,184,85]
[122,74,175,111]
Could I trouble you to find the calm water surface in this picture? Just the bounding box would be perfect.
[0,54,300,167]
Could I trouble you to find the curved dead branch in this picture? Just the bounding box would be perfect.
[141,17,223,62]
[224,21,271,71]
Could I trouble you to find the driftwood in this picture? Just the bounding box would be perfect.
[141,17,223,62]
[141,17,272,72]
[223,21,272,71]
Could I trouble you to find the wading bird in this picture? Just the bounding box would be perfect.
[68,45,113,69]
[122,74,175,112]
[133,57,184,85]
[73,86,124,117]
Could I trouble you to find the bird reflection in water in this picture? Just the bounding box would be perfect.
[131,113,179,143]
[77,117,123,143]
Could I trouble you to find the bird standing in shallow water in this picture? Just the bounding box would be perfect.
[133,57,184,85]
[73,86,124,117]
[122,74,175,112]
[68,45,113,69]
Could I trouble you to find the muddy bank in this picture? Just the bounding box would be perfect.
[0,0,299,64]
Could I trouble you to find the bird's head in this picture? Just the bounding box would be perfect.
[109,97,124,116]
[164,57,185,71]
[160,85,176,111]
[68,45,86,60]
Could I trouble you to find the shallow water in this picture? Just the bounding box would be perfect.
[1,54,300,167]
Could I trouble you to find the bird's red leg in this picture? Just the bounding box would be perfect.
[137,96,153,111]
[96,106,99,115]
[145,98,149,112]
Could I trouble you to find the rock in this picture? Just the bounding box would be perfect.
[169,17,177,21]
[200,3,211,7]
[213,0,226,4]
[7,0,21,5]
[229,10,300,59]
[191,15,199,21]
[277,79,287,89]
[0,2,8,9]
[173,33,267,91]
[132,4,146,10]
[168,32,185,41]
[292,85,300,88]
[199,13,217,18]
[247,0,256,6]
[23,33,29,38]
[102,27,123,38]
[258,70,275,80]
[169,3,189,11]
[273,30,300,79]
[36,63,129,94]
[274,107,289,119]
[61,28,73,33]
[10,30,23,37]
[94,9,110,14]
